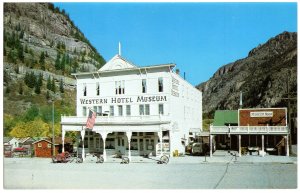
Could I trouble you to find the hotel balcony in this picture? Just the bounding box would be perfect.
[61,114,171,126]
[210,125,289,135]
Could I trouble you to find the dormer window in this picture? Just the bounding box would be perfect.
[115,80,125,95]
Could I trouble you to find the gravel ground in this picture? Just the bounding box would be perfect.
[3,156,297,189]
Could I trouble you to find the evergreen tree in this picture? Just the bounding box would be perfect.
[34,83,41,94]
[55,52,61,70]
[51,78,56,93]
[18,45,24,62]
[19,30,24,39]
[59,79,64,93]
[19,83,23,95]
[39,51,45,70]
[60,53,66,73]
[46,76,51,90]
[46,90,50,100]
[24,44,28,53]
[38,73,43,87]
[6,86,10,94]
[27,72,36,88]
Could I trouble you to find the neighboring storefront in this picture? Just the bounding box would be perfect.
[210,108,289,157]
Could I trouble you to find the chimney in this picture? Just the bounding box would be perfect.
[176,69,180,75]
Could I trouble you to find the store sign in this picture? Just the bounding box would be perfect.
[250,111,273,117]
[79,95,167,105]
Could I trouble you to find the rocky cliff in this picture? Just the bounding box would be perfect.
[197,31,297,117]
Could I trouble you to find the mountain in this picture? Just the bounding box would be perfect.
[197,31,297,117]
[3,3,106,136]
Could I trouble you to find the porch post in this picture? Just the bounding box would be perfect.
[158,130,163,157]
[99,131,108,161]
[238,135,241,157]
[80,129,85,161]
[262,135,265,157]
[210,135,213,157]
[126,131,132,161]
[286,135,289,156]
[62,129,66,153]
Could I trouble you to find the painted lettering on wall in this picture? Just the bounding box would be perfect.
[250,111,273,117]
[80,95,167,105]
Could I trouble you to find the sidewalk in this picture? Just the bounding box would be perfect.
[125,150,297,164]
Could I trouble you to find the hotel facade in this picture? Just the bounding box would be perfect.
[61,54,202,161]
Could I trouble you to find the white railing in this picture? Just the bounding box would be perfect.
[61,115,170,125]
[210,125,288,134]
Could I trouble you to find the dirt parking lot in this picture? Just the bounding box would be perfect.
[3,157,297,189]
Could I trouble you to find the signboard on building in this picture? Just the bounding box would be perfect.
[239,108,287,126]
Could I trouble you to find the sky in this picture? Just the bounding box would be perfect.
[55,2,297,86]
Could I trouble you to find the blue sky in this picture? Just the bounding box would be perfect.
[55,2,297,86]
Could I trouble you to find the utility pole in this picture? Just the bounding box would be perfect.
[52,101,55,156]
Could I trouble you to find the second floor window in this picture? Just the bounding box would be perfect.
[158,77,163,92]
[126,105,131,116]
[159,104,164,115]
[118,105,123,116]
[142,79,147,93]
[110,106,114,116]
[139,104,150,115]
[96,83,100,96]
[115,81,125,95]
[83,106,87,116]
[97,106,102,115]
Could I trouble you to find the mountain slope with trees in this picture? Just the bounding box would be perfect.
[3,3,106,138]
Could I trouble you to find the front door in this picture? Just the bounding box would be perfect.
[116,137,126,155]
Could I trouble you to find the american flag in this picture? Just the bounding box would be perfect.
[86,109,96,129]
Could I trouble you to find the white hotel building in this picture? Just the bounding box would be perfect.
[61,53,202,161]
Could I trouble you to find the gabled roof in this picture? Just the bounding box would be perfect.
[99,54,138,72]
[32,139,53,145]
[213,110,238,126]
[17,137,33,144]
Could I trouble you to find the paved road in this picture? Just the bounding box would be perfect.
[3,158,297,189]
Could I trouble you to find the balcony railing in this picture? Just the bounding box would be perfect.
[61,115,170,125]
[210,125,289,134]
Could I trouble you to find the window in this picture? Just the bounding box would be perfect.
[115,81,125,95]
[83,83,87,96]
[122,80,125,94]
[139,104,150,115]
[158,77,163,92]
[110,106,114,116]
[126,105,131,116]
[47,144,51,148]
[83,106,87,116]
[118,105,123,116]
[96,82,100,96]
[93,106,97,113]
[38,143,42,148]
[159,104,164,115]
[97,106,102,115]
[139,105,144,115]
[142,79,147,93]
[145,104,150,115]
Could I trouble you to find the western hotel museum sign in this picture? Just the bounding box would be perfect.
[80,95,168,105]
